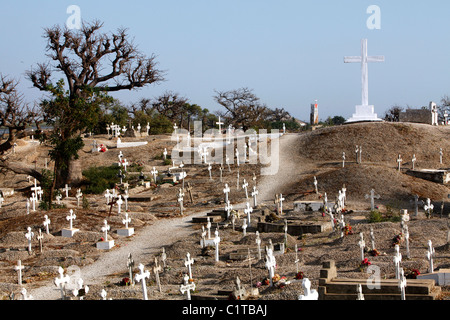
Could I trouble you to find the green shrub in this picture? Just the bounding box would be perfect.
[82,165,120,194]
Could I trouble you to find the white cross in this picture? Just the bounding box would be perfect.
[207,163,212,180]
[365,189,380,211]
[216,116,224,132]
[173,123,178,135]
[278,194,285,215]
[184,252,194,280]
[54,266,70,300]
[116,195,123,214]
[180,274,195,300]
[424,198,434,219]
[242,179,249,199]
[42,215,51,235]
[223,183,230,204]
[412,154,417,170]
[242,219,248,237]
[151,167,158,183]
[342,152,346,168]
[76,189,82,207]
[122,212,131,229]
[63,184,71,198]
[31,179,41,196]
[298,278,319,300]
[163,148,168,160]
[30,193,37,211]
[25,227,34,253]
[153,257,163,292]
[393,244,402,279]
[255,231,262,260]
[123,191,129,211]
[178,188,184,215]
[370,227,375,250]
[397,154,403,172]
[358,232,365,261]
[214,229,221,262]
[122,159,129,172]
[399,268,407,300]
[244,202,253,226]
[206,217,211,239]
[225,200,233,219]
[313,176,318,194]
[15,260,25,285]
[101,220,110,241]
[37,228,44,253]
[344,38,385,108]
[134,264,150,300]
[66,209,76,229]
[265,248,276,287]
[427,240,435,273]
[21,287,33,300]
[251,186,259,207]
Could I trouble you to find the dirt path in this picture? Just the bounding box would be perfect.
[28,133,304,300]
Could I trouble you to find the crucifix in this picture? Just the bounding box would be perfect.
[344,38,385,122]
[135,264,150,300]
[15,260,25,285]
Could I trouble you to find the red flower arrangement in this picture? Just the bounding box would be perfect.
[295,271,305,280]
[343,224,353,235]
[359,258,371,272]
[406,269,420,279]
[392,233,403,247]
[120,277,131,286]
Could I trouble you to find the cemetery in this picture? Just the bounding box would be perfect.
[0,119,449,301]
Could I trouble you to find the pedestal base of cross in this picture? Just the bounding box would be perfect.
[61,228,79,238]
[117,228,134,237]
[96,239,115,250]
[346,105,383,123]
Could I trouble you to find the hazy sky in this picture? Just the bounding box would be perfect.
[1,1,449,122]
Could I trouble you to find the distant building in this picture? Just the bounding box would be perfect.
[399,102,439,126]
[310,101,319,125]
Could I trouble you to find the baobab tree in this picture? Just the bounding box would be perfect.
[26,19,164,205]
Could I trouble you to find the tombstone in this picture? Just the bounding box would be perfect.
[97,220,115,250]
[180,274,195,300]
[298,278,319,300]
[117,212,134,237]
[134,264,150,300]
[15,260,25,285]
[344,39,385,123]
[153,257,163,293]
[427,240,435,273]
[25,227,34,254]
[62,209,79,237]
[213,229,221,262]
[184,252,194,280]
[54,266,70,300]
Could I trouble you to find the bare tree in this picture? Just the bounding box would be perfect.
[26,20,164,190]
[151,91,189,126]
[213,87,271,130]
[0,75,42,179]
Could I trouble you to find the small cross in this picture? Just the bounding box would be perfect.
[242,179,249,199]
[153,257,163,292]
[184,252,195,280]
[54,266,70,300]
[66,209,76,229]
[101,220,110,241]
[134,264,150,300]
[180,274,196,300]
[122,212,131,229]
[25,227,34,254]
[15,260,25,285]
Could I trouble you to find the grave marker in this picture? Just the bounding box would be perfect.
[127,253,135,286]
[135,264,150,300]
[427,240,435,273]
[62,209,79,237]
[358,232,365,261]
[54,266,70,300]
[15,260,25,285]
[25,227,34,254]
[298,278,319,300]
[97,219,115,250]
[153,257,163,292]
[180,274,195,300]
[185,252,194,280]
[393,244,402,279]
[118,212,134,236]
[43,215,51,235]
[214,229,221,262]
